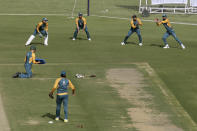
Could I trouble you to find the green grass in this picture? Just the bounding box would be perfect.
[1,0,197,130]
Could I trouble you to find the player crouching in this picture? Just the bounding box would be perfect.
[25,18,49,46]
[155,14,185,49]
[121,15,143,46]
[72,13,91,41]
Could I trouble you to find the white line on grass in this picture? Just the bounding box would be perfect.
[136,62,197,130]
[0,13,196,26]
[91,14,197,26]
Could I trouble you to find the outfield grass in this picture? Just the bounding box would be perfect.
[1,0,197,130]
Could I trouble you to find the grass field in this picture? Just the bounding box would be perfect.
[1,0,197,130]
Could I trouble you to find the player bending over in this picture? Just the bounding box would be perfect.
[155,14,185,49]
[121,15,143,46]
[49,71,75,123]
[13,46,40,78]
[25,18,48,46]
[72,13,91,41]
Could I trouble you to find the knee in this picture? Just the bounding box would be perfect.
[162,37,166,41]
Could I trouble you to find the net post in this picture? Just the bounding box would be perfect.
[87,0,90,16]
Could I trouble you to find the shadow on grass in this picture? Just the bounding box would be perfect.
[30,42,43,46]
[69,37,87,41]
[150,43,179,49]
[41,113,64,121]
[126,42,137,45]
[150,43,163,48]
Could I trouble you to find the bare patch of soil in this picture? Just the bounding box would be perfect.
[106,68,182,131]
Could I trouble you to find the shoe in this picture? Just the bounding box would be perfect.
[181,44,185,49]
[121,42,125,45]
[88,38,91,41]
[139,43,143,46]
[72,38,76,41]
[163,45,170,49]
[64,119,68,123]
[55,117,59,121]
[12,72,21,78]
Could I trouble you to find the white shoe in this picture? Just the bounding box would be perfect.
[163,45,170,49]
[88,38,91,41]
[44,36,48,46]
[55,117,59,121]
[64,119,68,123]
[72,38,76,41]
[139,43,143,46]
[121,42,125,45]
[181,44,185,49]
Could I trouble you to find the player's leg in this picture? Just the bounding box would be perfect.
[25,29,36,46]
[73,28,79,40]
[18,64,32,78]
[136,29,143,46]
[63,95,69,122]
[171,31,185,49]
[55,95,62,120]
[121,29,134,45]
[84,26,91,41]
[162,32,170,48]
[41,30,48,46]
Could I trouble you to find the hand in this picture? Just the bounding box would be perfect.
[38,33,43,38]
[154,18,159,23]
[49,92,54,99]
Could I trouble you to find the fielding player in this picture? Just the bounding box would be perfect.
[49,71,75,123]
[155,14,185,49]
[72,13,91,41]
[13,46,40,78]
[25,18,48,46]
[121,15,143,46]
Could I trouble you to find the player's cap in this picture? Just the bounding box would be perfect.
[30,45,36,50]
[61,71,66,76]
[78,13,83,17]
[162,14,167,17]
[42,17,48,22]
[132,15,137,18]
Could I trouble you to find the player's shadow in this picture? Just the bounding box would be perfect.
[41,113,64,121]
[30,42,43,45]
[126,42,138,45]
[69,37,87,41]
[150,43,163,48]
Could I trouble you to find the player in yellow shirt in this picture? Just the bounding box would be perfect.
[72,13,91,41]
[155,14,185,49]
[12,46,40,78]
[121,15,143,46]
[49,71,75,123]
[25,18,48,46]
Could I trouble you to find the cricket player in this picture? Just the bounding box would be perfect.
[12,46,40,78]
[155,14,185,49]
[121,15,143,46]
[72,13,91,41]
[49,71,75,123]
[25,18,48,46]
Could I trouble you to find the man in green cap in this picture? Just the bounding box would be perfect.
[13,45,40,78]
